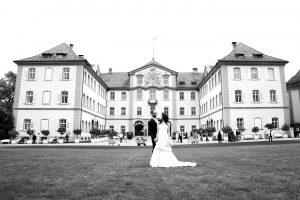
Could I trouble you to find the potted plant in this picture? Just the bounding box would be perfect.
[73,129,82,143]
[41,130,50,144]
[8,130,19,144]
[26,129,35,144]
[281,124,290,138]
[264,123,274,139]
[252,126,260,140]
[57,127,66,143]
[222,126,231,141]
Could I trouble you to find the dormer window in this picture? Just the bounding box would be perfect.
[56,53,67,58]
[235,53,245,57]
[253,53,263,57]
[42,53,53,58]
[191,81,197,85]
[179,81,185,85]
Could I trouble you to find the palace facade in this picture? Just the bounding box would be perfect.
[13,42,290,140]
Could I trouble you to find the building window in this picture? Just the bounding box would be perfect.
[179,92,184,100]
[61,91,68,104]
[137,76,143,85]
[84,71,87,83]
[137,107,142,115]
[45,68,53,81]
[28,68,36,80]
[163,76,169,85]
[268,68,275,80]
[216,95,218,107]
[137,89,142,100]
[180,107,184,115]
[270,90,277,102]
[121,92,126,100]
[149,89,156,100]
[219,92,222,105]
[59,119,67,129]
[180,126,185,133]
[109,126,114,132]
[42,91,51,104]
[121,107,126,115]
[233,67,241,80]
[212,97,215,108]
[62,68,70,80]
[26,91,34,104]
[121,126,125,133]
[88,75,90,86]
[24,119,31,130]
[91,78,93,89]
[237,118,244,129]
[163,90,169,100]
[235,90,242,103]
[93,100,95,110]
[110,92,115,100]
[164,107,169,115]
[191,92,196,100]
[251,68,258,80]
[109,107,115,116]
[218,70,221,83]
[252,90,260,102]
[191,107,196,115]
[272,117,279,128]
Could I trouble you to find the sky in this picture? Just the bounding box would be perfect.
[1,0,300,81]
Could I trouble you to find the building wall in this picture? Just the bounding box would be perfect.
[289,88,300,123]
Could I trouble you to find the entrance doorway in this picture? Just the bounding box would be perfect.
[135,121,144,136]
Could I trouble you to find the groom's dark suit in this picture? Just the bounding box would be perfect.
[148,118,157,151]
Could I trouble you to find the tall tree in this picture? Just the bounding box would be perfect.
[0,71,16,139]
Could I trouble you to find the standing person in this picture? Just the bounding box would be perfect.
[206,133,209,142]
[218,131,222,143]
[148,110,158,152]
[32,134,37,144]
[179,132,183,143]
[119,132,124,143]
[150,113,197,167]
[269,129,273,142]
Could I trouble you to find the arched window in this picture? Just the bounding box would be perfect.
[137,107,142,115]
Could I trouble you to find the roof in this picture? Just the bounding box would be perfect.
[219,42,288,63]
[128,59,178,75]
[287,69,300,87]
[101,72,130,88]
[14,43,84,62]
[177,72,203,88]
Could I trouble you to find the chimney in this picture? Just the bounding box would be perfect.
[232,42,237,48]
[78,55,84,59]
[192,68,198,73]
[109,68,112,73]
[69,44,74,49]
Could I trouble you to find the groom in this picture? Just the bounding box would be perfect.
[148,110,158,152]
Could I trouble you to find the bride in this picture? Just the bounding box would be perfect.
[150,113,197,168]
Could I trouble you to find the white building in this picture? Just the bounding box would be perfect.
[287,70,300,124]
[198,42,290,135]
[13,42,290,141]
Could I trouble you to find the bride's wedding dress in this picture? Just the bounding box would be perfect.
[150,122,197,167]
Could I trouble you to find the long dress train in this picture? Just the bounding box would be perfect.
[150,122,197,168]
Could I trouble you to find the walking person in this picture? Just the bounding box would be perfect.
[218,131,222,143]
[205,133,209,142]
[148,110,158,152]
[179,132,183,143]
[269,129,273,142]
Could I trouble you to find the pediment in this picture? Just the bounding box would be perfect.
[128,60,178,75]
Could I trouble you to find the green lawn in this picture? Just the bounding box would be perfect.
[1,143,300,200]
